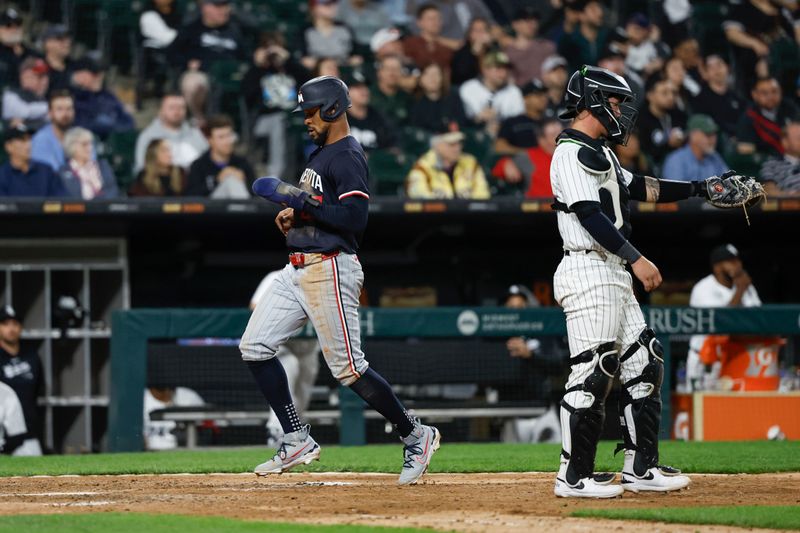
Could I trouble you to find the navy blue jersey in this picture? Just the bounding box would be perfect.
[287,136,370,253]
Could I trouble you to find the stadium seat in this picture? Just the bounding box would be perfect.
[103,129,139,191]
[368,149,411,196]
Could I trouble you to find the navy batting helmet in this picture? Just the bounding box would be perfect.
[559,65,638,145]
[293,75,351,122]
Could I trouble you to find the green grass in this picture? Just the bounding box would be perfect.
[573,505,800,530]
[0,513,433,533]
[1,441,798,477]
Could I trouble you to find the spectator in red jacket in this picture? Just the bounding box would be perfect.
[491,118,562,198]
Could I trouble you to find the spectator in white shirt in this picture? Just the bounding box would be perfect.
[459,50,524,137]
[687,244,761,390]
[139,0,181,49]
[134,93,208,173]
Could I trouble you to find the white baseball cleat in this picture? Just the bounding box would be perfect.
[254,424,321,476]
[397,421,441,485]
[621,467,691,492]
[554,476,624,498]
[621,451,690,492]
[555,461,623,498]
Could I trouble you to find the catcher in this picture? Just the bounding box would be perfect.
[550,65,765,498]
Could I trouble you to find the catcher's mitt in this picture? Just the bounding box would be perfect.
[704,171,766,224]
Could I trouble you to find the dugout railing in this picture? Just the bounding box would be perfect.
[108,306,800,452]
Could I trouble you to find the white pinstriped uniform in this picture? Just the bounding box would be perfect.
[240,253,368,386]
[550,139,651,409]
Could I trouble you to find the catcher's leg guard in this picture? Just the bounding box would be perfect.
[559,342,619,487]
[618,328,689,492]
[618,328,664,476]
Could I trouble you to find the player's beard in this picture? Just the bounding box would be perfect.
[312,128,328,146]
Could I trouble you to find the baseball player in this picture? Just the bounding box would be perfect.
[240,75,440,485]
[249,270,320,444]
[0,381,27,455]
[550,65,763,498]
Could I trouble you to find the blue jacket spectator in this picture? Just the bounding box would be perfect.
[70,57,135,140]
[662,115,728,182]
[0,125,67,197]
[31,90,92,171]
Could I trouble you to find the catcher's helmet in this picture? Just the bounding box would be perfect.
[559,65,638,145]
[293,75,351,122]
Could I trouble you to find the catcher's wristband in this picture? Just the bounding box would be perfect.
[691,181,709,199]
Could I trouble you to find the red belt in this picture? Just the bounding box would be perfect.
[289,250,339,268]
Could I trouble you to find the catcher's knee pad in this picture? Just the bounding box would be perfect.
[620,328,664,400]
[618,328,664,475]
[560,342,619,485]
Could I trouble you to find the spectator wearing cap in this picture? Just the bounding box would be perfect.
[70,56,135,140]
[337,0,390,48]
[450,17,494,86]
[687,244,761,390]
[41,24,74,93]
[492,118,563,198]
[31,90,93,172]
[540,55,569,117]
[58,127,119,200]
[662,114,728,182]
[504,7,556,86]
[736,76,800,157]
[405,129,490,199]
[409,62,467,133]
[557,0,608,72]
[623,13,667,78]
[0,8,37,88]
[370,55,414,125]
[402,4,453,74]
[0,306,44,456]
[344,73,397,152]
[0,125,66,197]
[371,27,405,60]
[495,79,551,154]
[637,73,687,167]
[759,122,800,195]
[135,93,208,174]
[690,55,745,138]
[2,58,49,131]
[369,27,419,92]
[242,32,306,179]
[300,0,360,71]
[169,0,249,124]
[459,51,524,137]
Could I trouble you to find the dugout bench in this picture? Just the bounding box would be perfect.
[109,306,800,452]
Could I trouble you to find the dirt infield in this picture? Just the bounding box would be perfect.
[1,472,798,532]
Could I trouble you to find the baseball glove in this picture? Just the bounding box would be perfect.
[705,171,766,209]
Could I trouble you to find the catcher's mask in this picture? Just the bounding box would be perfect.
[560,65,638,145]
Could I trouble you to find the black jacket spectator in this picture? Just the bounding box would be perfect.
[0,8,37,88]
[169,17,248,70]
[409,93,467,133]
[185,150,255,197]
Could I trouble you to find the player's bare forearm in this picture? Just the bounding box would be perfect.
[629,175,708,203]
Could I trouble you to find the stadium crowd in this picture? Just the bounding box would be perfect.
[1,0,800,199]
